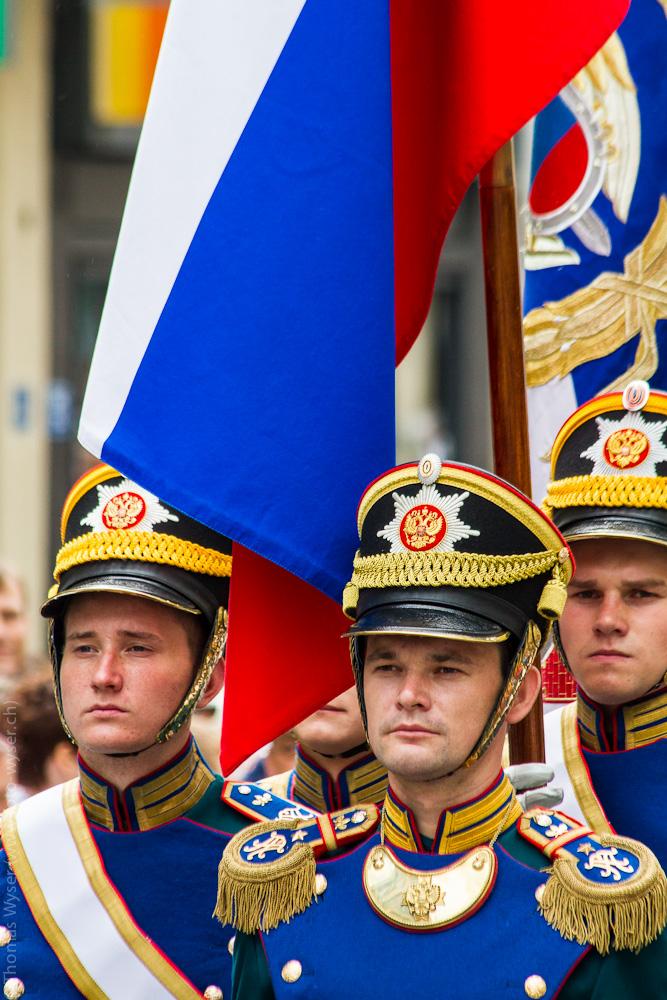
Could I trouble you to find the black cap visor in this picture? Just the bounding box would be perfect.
[344,585,530,643]
[41,570,204,619]
[344,602,509,642]
[554,507,667,549]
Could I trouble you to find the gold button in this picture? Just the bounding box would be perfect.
[315,873,327,895]
[3,980,24,1000]
[0,927,11,947]
[534,883,547,904]
[203,987,223,1000]
[227,934,236,955]
[525,975,547,998]
[281,960,302,983]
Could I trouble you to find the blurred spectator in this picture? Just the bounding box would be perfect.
[242,732,296,782]
[0,672,78,803]
[0,560,49,699]
[0,560,29,678]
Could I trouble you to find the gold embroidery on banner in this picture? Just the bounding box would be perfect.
[524,198,667,393]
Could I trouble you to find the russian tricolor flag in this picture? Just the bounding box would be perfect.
[80,0,628,770]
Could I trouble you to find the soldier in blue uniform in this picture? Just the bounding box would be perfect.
[0,464,315,1000]
[542,382,667,867]
[219,456,667,1000]
[256,685,388,812]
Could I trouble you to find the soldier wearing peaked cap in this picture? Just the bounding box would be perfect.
[219,456,667,1000]
[542,382,667,870]
[0,465,318,1000]
[256,685,388,814]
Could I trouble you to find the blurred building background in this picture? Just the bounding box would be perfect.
[0,0,530,654]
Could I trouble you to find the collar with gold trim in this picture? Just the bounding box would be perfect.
[79,737,214,832]
[382,772,522,855]
[577,686,667,752]
[291,743,388,813]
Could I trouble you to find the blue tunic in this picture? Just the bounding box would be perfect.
[0,740,272,998]
[256,832,586,1000]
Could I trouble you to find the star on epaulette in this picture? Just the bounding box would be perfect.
[519,808,667,954]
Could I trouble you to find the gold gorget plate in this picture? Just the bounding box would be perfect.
[362,843,497,931]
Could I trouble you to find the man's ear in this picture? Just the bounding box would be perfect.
[505,664,541,725]
[199,655,225,709]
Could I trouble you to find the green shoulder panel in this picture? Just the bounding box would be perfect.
[497,824,546,869]
[183,775,252,835]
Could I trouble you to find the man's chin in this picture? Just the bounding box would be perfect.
[376,747,456,782]
[577,676,660,707]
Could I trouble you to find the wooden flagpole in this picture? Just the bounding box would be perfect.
[478,138,545,764]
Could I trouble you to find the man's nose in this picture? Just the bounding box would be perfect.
[594,592,628,634]
[92,649,123,687]
[396,670,431,710]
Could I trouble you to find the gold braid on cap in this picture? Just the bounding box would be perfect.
[53,530,233,582]
[343,548,569,621]
[543,474,667,518]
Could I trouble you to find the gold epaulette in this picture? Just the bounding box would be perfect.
[520,809,667,954]
[215,804,378,933]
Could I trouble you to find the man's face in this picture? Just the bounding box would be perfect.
[559,537,667,708]
[363,634,504,782]
[293,685,366,756]
[61,592,199,757]
[0,578,27,676]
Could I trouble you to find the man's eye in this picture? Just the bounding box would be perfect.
[571,589,598,600]
[374,663,398,673]
[630,589,658,600]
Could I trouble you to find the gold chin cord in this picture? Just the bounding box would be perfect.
[156,607,228,743]
[462,619,541,769]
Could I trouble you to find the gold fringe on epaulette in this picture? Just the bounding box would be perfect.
[539,835,667,955]
[214,820,317,935]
